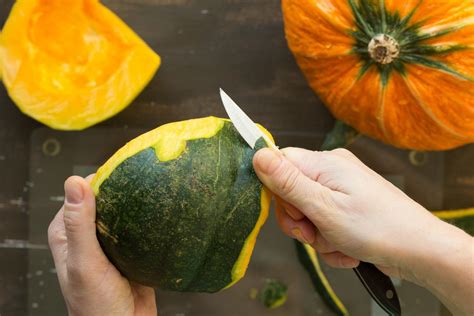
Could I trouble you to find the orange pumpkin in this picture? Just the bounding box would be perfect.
[282,0,474,150]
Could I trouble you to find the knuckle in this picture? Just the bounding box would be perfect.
[311,186,332,208]
[47,222,64,247]
[63,210,82,233]
[332,148,352,156]
[47,224,57,247]
[67,261,86,284]
[278,165,300,196]
[307,186,337,224]
[318,154,332,167]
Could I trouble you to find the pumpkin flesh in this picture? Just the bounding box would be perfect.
[283,0,474,150]
[0,0,160,130]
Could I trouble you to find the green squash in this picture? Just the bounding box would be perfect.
[432,208,474,236]
[296,242,348,316]
[91,117,273,292]
[258,279,289,309]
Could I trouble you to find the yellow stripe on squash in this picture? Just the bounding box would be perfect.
[226,186,271,287]
[303,244,349,316]
[92,117,225,193]
[432,208,474,219]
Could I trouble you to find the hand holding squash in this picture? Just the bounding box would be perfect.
[48,176,157,316]
[253,147,474,315]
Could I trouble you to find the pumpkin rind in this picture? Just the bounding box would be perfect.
[296,242,348,316]
[91,117,273,292]
[283,0,474,150]
[0,0,160,130]
[433,208,474,236]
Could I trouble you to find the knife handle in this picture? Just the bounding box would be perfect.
[353,262,401,316]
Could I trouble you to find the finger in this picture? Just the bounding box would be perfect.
[328,148,357,160]
[311,229,337,254]
[131,283,157,315]
[319,251,360,269]
[329,148,378,176]
[47,207,68,281]
[85,173,96,183]
[275,196,305,220]
[253,148,328,213]
[280,147,322,181]
[275,203,316,244]
[283,148,372,195]
[63,176,107,272]
[280,148,352,195]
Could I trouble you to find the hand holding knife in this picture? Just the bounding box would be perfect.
[219,88,401,316]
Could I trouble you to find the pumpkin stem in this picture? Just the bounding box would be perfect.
[368,34,400,64]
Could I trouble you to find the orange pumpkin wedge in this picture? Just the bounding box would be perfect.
[283,0,474,150]
[0,0,160,130]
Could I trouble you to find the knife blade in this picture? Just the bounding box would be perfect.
[219,88,278,150]
[219,88,401,316]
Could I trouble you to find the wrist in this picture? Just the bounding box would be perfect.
[398,216,474,314]
[401,218,455,279]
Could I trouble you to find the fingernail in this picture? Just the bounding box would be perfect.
[65,178,84,205]
[291,228,309,244]
[256,149,282,175]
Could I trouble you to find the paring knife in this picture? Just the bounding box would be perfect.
[219,88,401,316]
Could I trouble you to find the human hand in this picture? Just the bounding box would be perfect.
[252,147,442,277]
[48,175,157,316]
[253,147,474,315]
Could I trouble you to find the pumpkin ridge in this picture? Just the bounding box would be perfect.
[401,75,466,139]
[399,54,472,82]
[309,2,354,35]
[377,83,390,141]
[408,25,466,45]
[332,64,359,106]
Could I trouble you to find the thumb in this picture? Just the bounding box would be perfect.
[253,148,324,212]
[63,176,102,264]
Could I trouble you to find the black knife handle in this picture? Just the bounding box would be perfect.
[353,262,401,316]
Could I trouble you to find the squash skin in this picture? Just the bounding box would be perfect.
[92,117,273,292]
[0,0,160,130]
[282,0,474,150]
[433,208,474,236]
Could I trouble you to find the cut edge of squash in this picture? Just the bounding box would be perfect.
[91,117,226,194]
[302,244,349,316]
[225,186,271,289]
[225,124,275,288]
[432,208,474,219]
[0,0,161,130]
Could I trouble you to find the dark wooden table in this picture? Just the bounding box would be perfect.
[0,0,472,315]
